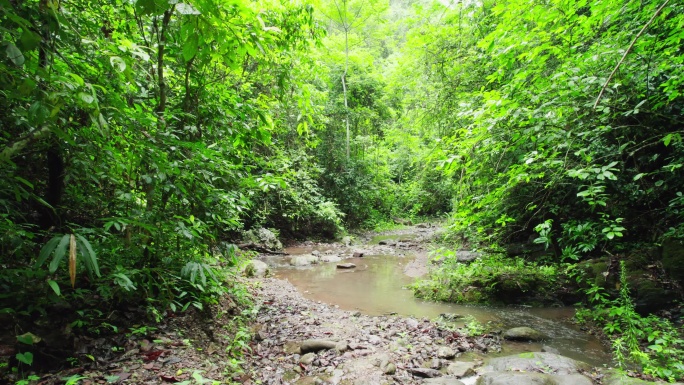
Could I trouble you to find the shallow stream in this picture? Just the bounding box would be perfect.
[272,244,613,367]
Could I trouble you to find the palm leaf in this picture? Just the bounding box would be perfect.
[49,235,70,273]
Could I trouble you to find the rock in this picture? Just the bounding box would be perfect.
[379,239,397,246]
[300,353,316,365]
[439,313,464,321]
[335,341,349,352]
[320,255,342,263]
[416,223,429,228]
[380,358,396,375]
[393,217,413,226]
[540,345,560,354]
[342,236,352,246]
[352,252,364,258]
[437,346,456,359]
[456,251,483,263]
[336,263,356,269]
[446,362,476,378]
[312,250,321,256]
[662,238,684,286]
[244,260,270,277]
[423,379,466,385]
[244,228,283,251]
[503,327,548,342]
[406,318,420,329]
[484,352,590,375]
[300,339,338,353]
[477,372,593,385]
[290,254,319,266]
[409,368,442,378]
[283,341,301,354]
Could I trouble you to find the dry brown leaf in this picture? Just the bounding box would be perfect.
[69,234,77,287]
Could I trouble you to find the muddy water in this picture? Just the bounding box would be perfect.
[273,249,613,367]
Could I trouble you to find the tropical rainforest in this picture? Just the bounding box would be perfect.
[1,0,684,382]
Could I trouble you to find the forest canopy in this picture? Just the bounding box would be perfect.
[1,0,684,380]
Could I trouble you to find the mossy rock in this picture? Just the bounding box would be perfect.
[575,257,612,288]
[633,277,676,314]
[661,238,684,285]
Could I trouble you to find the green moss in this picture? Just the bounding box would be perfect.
[411,254,559,305]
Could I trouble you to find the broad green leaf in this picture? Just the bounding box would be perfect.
[15,352,33,366]
[182,35,198,62]
[5,43,25,66]
[76,234,100,277]
[49,235,71,273]
[79,92,95,104]
[37,236,63,267]
[48,280,61,296]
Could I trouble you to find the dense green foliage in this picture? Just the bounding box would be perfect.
[2,0,684,381]
[411,252,560,304]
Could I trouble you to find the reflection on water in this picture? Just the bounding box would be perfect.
[274,253,613,367]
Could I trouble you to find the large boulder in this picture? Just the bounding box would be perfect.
[477,372,592,385]
[661,238,684,285]
[456,250,483,263]
[243,260,269,277]
[289,254,319,266]
[243,228,283,251]
[503,327,548,342]
[484,352,590,375]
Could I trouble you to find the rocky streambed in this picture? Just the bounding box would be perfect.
[241,225,654,385]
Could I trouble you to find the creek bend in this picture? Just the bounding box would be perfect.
[269,244,613,367]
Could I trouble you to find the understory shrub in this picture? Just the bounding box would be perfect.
[576,261,684,382]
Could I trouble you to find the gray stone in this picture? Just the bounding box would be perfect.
[484,352,590,375]
[352,252,365,258]
[290,254,319,266]
[456,251,483,263]
[540,345,560,354]
[244,228,283,251]
[437,346,456,359]
[337,263,356,269]
[503,327,548,342]
[477,372,553,385]
[428,357,441,369]
[335,341,349,352]
[380,359,396,375]
[409,368,442,378]
[300,353,316,365]
[423,379,466,385]
[243,260,269,277]
[446,361,476,378]
[300,339,338,353]
[312,250,321,256]
[477,372,593,385]
[342,236,352,246]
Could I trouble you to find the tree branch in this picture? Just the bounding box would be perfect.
[593,0,670,109]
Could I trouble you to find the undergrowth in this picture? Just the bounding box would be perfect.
[576,261,684,382]
[411,250,560,304]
